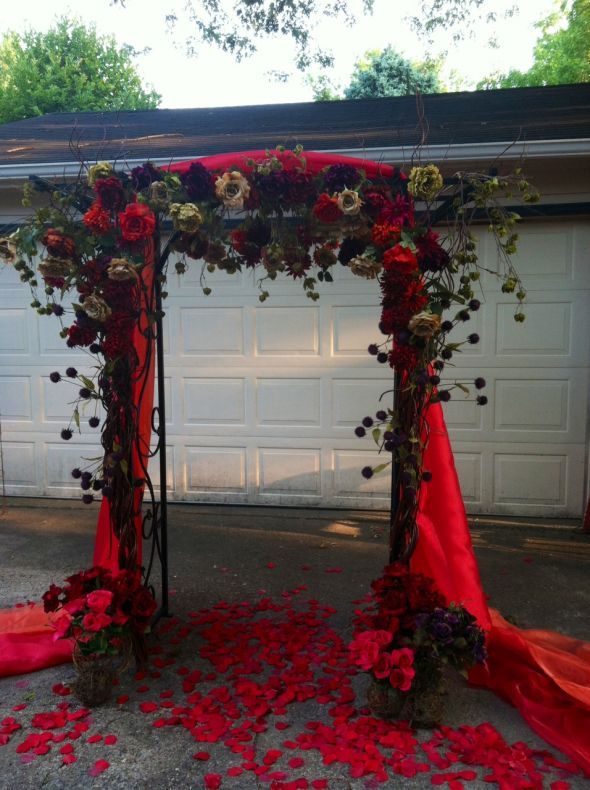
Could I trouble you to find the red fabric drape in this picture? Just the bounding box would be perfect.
[93,238,157,572]
[1,151,588,775]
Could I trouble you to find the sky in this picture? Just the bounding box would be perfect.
[2,0,559,109]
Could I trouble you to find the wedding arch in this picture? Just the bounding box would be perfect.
[3,147,589,774]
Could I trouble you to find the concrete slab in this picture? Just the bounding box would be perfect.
[0,500,588,788]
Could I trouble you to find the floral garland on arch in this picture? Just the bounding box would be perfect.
[2,147,536,572]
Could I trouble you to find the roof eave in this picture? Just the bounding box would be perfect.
[0,138,588,181]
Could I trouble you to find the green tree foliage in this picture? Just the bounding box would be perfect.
[0,18,160,124]
[478,0,590,89]
[112,0,491,73]
[309,47,442,101]
[344,47,442,99]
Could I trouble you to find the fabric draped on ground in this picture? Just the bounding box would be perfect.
[0,151,588,776]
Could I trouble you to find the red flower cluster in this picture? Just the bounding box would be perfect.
[83,201,112,234]
[42,229,76,259]
[42,567,156,657]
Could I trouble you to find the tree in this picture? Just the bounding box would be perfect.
[309,47,442,101]
[112,0,500,73]
[0,18,160,125]
[478,0,590,89]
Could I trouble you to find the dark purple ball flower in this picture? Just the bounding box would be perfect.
[81,471,92,482]
[323,163,360,193]
[80,479,91,491]
[368,344,379,356]
[433,360,445,371]
[102,485,113,499]
[376,410,387,421]
[476,395,488,406]
[354,426,366,438]
[65,367,78,378]
[430,374,440,385]
[361,466,374,479]
[49,371,61,383]
[52,304,64,316]
[60,428,73,440]
[384,441,394,452]
[458,309,471,322]
[181,162,213,201]
[474,377,486,389]
[469,299,481,311]
[422,471,433,482]
[467,333,480,344]
[92,479,104,491]
[82,494,94,505]
[89,416,100,428]
[438,390,451,402]
[362,416,374,428]
[377,352,388,363]
[89,343,101,354]
[441,320,453,333]
[441,349,453,360]
[71,468,82,479]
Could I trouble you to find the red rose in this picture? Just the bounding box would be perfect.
[372,651,393,680]
[312,193,341,223]
[86,589,113,613]
[382,244,418,272]
[119,202,156,242]
[52,614,72,642]
[82,612,112,632]
[42,583,62,613]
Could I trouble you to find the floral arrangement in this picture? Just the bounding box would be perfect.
[42,567,156,657]
[0,146,535,570]
[350,563,486,698]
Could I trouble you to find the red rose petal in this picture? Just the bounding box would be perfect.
[87,734,102,744]
[60,743,74,754]
[204,774,222,789]
[139,702,158,714]
[193,751,210,761]
[88,759,110,776]
[289,757,305,769]
[104,735,117,745]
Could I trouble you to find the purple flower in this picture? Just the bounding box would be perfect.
[181,162,213,201]
[323,163,361,193]
[131,162,163,191]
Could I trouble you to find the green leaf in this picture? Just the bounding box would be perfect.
[371,427,381,444]
[454,382,470,394]
[120,459,128,475]
[79,375,95,391]
[73,408,80,429]
[372,462,391,475]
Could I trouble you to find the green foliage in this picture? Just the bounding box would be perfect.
[478,0,590,88]
[0,18,160,124]
[310,47,442,101]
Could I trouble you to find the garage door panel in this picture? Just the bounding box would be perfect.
[331,305,382,356]
[255,306,320,356]
[258,447,322,498]
[0,307,30,356]
[179,306,245,356]
[1,441,39,492]
[0,375,32,422]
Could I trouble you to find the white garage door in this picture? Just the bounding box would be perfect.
[0,220,588,516]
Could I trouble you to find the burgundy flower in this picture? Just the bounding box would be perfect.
[119,203,156,243]
[42,229,76,258]
[181,162,214,201]
[416,229,451,273]
[337,237,366,265]
[67,323,98,348]
[313,193,341,223]
[323,163,361,193]
[94,177,126,210]
[131,162,163,191]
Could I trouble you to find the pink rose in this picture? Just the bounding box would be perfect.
[82,612,112,632]
[86,589,113,613]
[63,597,84,615]
[389,648,415,691]
[372,651,393,680]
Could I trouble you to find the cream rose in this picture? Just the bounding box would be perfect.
[149,181,169,208]
[408,311,442,337]
[214,171,251,210]
[83,294,111,322]
[169,202,203,233]
[337,189,363,216]
[107,258,139,281]
[0,236,17,263]
[348,255,383,280]
[38,257,72,279]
